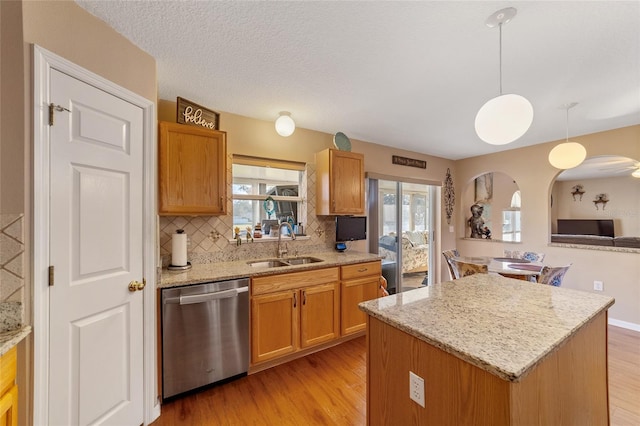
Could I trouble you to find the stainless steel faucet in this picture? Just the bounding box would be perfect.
[277,222,296,258]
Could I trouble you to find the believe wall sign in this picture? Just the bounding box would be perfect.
[177,97,220,130]
[392,155,426,169]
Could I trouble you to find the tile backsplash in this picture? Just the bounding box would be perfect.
[1,214,25,331]
[159,161,337,266]
[0,214,24,303]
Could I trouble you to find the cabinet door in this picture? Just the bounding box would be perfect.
[158,121,227,215]
[330,150,364,214]
[316,149,365,215]
[341,276,379,336]
[300,282,340,349]
[0,385,17,426]
[251,291,298,364]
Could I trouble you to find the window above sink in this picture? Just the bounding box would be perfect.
[232,156,306,239]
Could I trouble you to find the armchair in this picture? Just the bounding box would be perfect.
[378,231,429,275]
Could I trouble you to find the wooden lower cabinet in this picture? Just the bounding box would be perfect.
[251,268,340,365]
[0,347,18,426]
[341,261,382,336]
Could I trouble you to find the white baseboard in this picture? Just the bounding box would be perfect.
[608,317,640,332]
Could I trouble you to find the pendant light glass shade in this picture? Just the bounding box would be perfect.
[548,142,587,169]
[548,102,586,170]
[275,111,295,137]
[475,94,534,145]
[476,8,533,145]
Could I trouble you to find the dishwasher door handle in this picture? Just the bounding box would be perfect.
[164,286,249,305]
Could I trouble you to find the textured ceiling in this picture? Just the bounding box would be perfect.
[75,1,640,160]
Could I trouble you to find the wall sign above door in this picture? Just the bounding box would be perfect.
[177,97,220,130]
[392,155,426,169]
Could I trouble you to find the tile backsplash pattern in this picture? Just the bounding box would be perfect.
[159,161,336,266]
[1,214,25,332]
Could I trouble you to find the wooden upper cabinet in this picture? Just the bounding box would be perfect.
[316,148,365,215]
[158,121,227,215]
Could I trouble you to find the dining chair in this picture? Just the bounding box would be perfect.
[537,264,572,287]
[449,258,488,279]
[442,249,460,280]
[504,250,546,263]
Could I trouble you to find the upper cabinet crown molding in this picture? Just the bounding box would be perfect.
[158,121,227,215]
[316,148,365,215]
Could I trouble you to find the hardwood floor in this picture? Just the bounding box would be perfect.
[152,325,640,425]
[608,325,640,425]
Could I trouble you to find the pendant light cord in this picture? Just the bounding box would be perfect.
[499,23,503,95]
[566,107,569,142]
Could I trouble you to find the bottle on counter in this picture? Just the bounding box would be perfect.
[253,223,262,238]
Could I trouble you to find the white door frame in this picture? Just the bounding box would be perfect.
[32,45,159,425]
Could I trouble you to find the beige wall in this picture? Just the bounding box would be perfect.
[456,125,640,326]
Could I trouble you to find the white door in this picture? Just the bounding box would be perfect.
[48,68,145,425]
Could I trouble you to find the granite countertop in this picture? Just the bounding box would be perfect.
[0,325,32,356]
[0,301,31,355]
[359,274,614,382]
[160,251,382,288]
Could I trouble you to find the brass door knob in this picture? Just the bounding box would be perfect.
[128,279,146,292]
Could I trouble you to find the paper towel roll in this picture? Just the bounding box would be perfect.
[171,229,188,266]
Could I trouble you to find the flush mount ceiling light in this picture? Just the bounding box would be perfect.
[475,7,534,145]
[275,111,295,137]
[548,102,587,169]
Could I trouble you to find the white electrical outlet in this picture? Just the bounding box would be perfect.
[409,371,425,408]
[594,280,604,291]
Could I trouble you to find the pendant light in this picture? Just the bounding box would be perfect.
[275,111,295,137]
[548,103,587,169]
[475,8,534,145]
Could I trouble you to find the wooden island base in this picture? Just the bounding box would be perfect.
[366,312,609,425]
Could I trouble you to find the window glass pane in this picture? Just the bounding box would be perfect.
[502,210,521,242]
[232,161,303,235]
[233,200,254,232]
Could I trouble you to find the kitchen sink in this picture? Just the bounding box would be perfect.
[247,257,324,268]
[247,259,289,268]
[282,257,323,265]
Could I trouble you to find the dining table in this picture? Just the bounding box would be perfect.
[454,256,544,281]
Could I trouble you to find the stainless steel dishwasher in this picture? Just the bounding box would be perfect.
[161,278,249,400]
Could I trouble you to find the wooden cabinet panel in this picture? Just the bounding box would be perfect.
[251,267,341,365]
[341,261,381,281]
[252,267,339,296]
[158,121,226,215]
[0,347,17,426]
[341,261,382,336]
[341,275,379,336]
[316,149,365,215]
[300,282,340,348]
[251,291,298,364]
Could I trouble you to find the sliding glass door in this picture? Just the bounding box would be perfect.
[369,178,437,294]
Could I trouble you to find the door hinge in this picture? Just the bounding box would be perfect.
[48,265,55,286]
[48,103,71,126]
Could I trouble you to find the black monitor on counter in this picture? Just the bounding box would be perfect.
[557,219,614,238]
[335,216,367,242]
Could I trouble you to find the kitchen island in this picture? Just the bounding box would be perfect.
[359,274,615,425]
